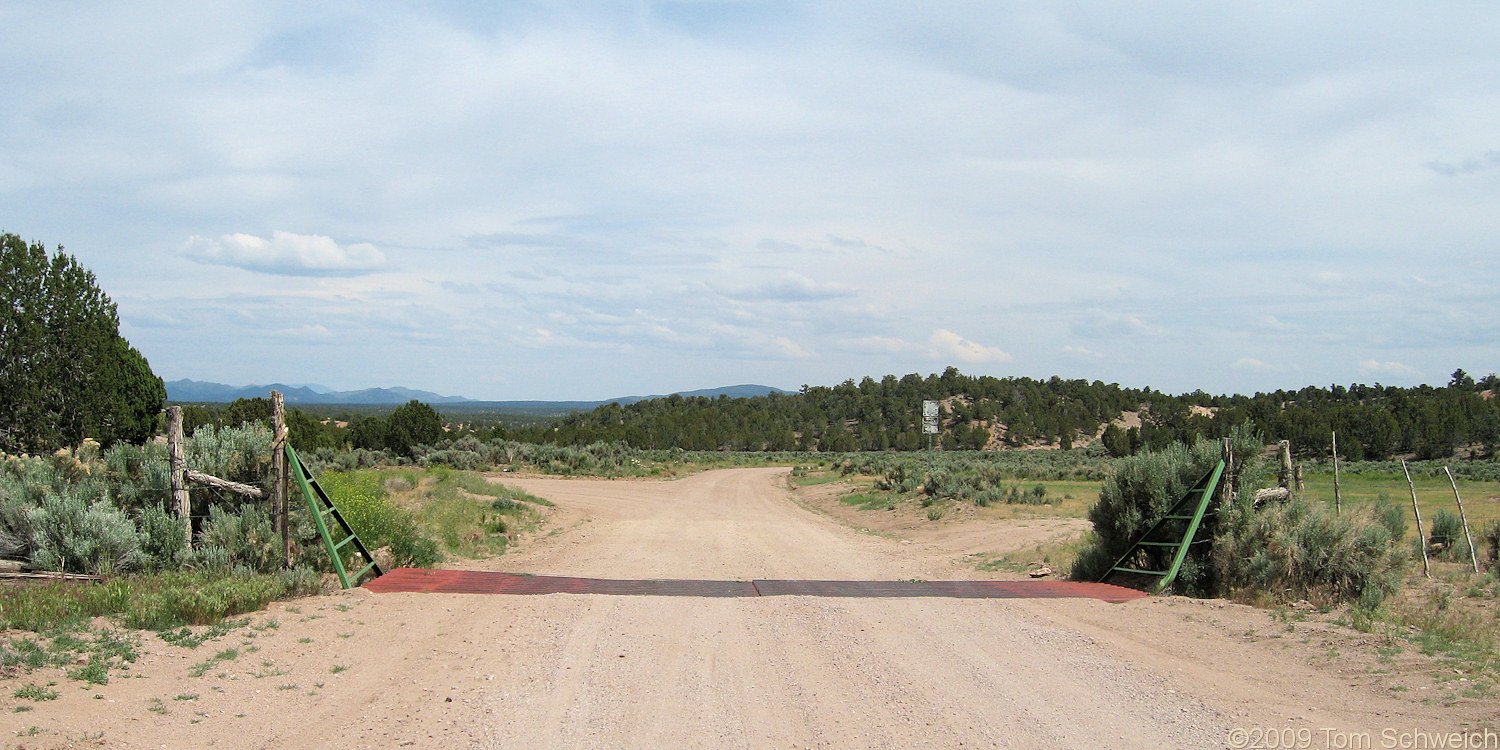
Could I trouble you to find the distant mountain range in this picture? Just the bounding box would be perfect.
[164,379,790,409]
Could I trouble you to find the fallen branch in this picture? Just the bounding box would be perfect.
[185,469,264,499]
[0,571,102,583]
[1253,487,1290,507]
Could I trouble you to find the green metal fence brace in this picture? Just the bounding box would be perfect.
[286,445,383,589]
[1099,460,1225,594]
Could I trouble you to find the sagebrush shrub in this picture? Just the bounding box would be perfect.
[1213,497,1407,608]
[26,487,146,575]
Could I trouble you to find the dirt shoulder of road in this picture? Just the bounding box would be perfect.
[789,476,1500,735]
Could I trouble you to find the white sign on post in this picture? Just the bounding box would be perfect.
[922,400,939,434]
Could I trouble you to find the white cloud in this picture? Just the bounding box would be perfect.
[1070,310,1162,339]
[10,4,1500,397]
[843,336,920,354]
[929,329,1011,364]
[183,231,386,276]
[1358,359,1421,379]
[1233,357,1275,372]
[770,336,813,359]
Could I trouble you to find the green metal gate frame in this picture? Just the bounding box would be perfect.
[1099,460,1225,594]
[286,445,383,589]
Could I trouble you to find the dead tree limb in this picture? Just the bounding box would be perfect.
[184,469,264,499]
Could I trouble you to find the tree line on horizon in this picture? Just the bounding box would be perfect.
[5,232,1498,462]
[484,366,1500,460]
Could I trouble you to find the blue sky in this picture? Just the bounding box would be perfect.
[4,2,1498,399]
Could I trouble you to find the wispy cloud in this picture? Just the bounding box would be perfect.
[722,272,855,302]
[1070,310,1162,340]
[1063,345,1105,360]
[1425,150,1500,176]
[183,232,386,276]
[1358,359,1421,379]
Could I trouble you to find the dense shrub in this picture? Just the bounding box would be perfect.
[136,502,185,569]
[1213,497,1408,608]
[187,505,280,574]
[1071,438,1231,589]
[1427,509,1472,562]
[25,487,146,575]
[1072,423,1267,594]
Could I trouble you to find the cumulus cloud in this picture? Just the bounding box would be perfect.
[1233,357,1276,371]
[929,329,1011,364]
[1358,359,1421,379]
[1063,345,1105,360]
[183,231,386,276]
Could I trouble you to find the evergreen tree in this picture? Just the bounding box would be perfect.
[0,233,164,452]
[387,400,442,456]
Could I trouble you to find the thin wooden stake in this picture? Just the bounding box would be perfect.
[167,406,191,549]
[1402,459,1430,578]
[1331,431,1342,515]
[270,390,290,568]
[1443,466,1481,574]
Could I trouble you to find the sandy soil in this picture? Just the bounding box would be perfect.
[3,467,1492,749]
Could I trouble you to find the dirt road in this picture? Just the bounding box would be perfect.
[7,468,1487,749]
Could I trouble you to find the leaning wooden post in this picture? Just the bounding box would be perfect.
[270,391,291,568]
[1443,467,1481,574]
[167,406,191,549]
[1331,431,1342,515]
[1402,459,1430,578]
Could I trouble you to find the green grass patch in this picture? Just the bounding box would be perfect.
[188,647,241,678]
[13,684,59,701]
[839,491,901,511]
[1299,470,1500,545]
[792,474,845,487]
[0,569,319,633]
[156,618,249,649]
[380,467,546,559]
[977,530,1094,576]
[0,624,140,685]
[319,471,441,567]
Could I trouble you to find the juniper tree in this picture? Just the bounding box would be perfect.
[0,233,164,452]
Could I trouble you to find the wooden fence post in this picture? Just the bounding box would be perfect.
[1402,459,1430,578]
[1278,440,1293,490]
[1444,467,1481,574]
[167,406,191,549]
[270,391,291,568]
[1220,437,1235,506]
[1331,431,1342,515]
